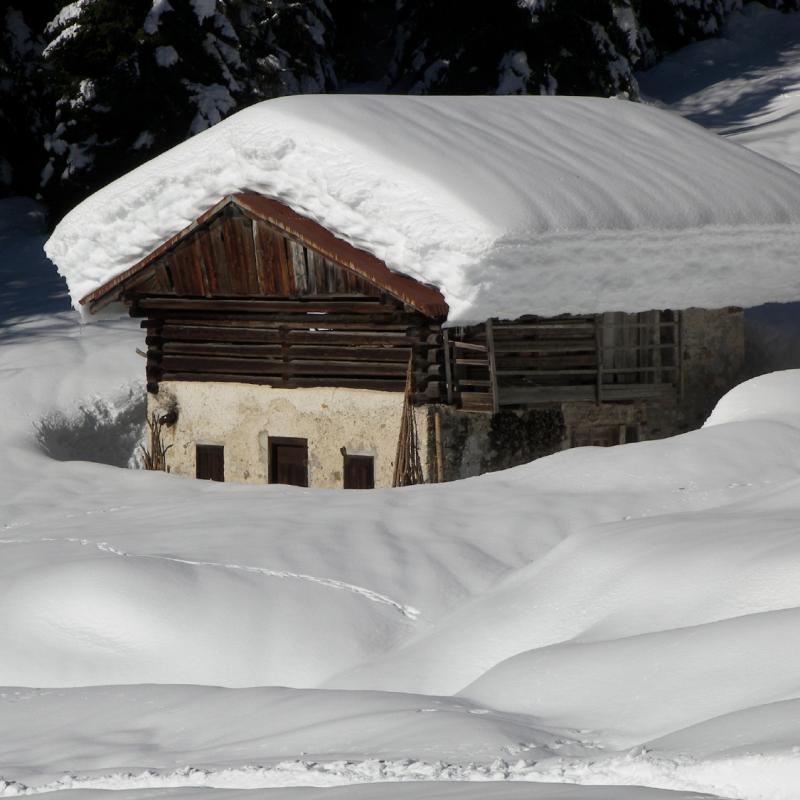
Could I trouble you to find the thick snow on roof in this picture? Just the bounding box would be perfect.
[45,94,800,320]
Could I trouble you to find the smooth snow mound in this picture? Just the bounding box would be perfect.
[705,369,800,427]
[45,94,800,320]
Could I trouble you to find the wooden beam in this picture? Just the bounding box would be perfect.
[678,310,685,401]
[157,342,413,362]
[451,340,488,352]
[139,314,419,330]
[442,328,453,405]
[595,317,603,405]
[159,355,416,377]
[158,372,409,392]
[485,318,499,415]
[134,296,391,314]
[498,383,676,406]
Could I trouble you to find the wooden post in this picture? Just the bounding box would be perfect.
[652,310,662,384]
[595,316,604,405]
[677,310,685,401]
[434,408,445,483]
[485,318,499,414]
[392,357,424,487]
[442,328,454,405]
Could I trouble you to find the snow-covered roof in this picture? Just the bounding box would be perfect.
[45,94,800,321]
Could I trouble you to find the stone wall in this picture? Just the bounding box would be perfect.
[429,406,566,481]
[679,307,745,431]
[149,381,432,488]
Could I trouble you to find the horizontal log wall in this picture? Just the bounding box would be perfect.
[136,295,442,402]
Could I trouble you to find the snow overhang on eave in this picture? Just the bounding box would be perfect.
[80,192,449,320]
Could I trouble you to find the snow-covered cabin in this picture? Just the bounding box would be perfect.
[46,95,800,487]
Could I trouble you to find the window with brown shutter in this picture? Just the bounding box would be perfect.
[343,454,374,490]
[196,444,224,481]
[269,436,309,487]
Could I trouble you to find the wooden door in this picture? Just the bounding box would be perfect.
[343,454,374,489]
[196,444,224,481]
[269,437,309,487]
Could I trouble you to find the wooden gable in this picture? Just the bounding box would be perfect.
[122,203,386,301]
[81,193,447,319]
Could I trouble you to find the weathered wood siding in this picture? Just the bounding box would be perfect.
[141,311,441,398]
[119,204,386,300]
[126,206,443,399]
[444,312,680,412]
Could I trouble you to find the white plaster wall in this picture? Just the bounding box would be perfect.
[149,382,430,488]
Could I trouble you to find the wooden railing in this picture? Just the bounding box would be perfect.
[443,312,681,412]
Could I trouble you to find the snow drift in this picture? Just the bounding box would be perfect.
[45,94,800,320]
[9,196,800,798]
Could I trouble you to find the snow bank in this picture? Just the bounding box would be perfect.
[329,469,800,712]
[704,369,800,427]
[45,94,800,320]
[460,607,800,743]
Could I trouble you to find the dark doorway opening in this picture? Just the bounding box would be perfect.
[343,453,375,489]
[196,444,224,481]
[269,436,309,487]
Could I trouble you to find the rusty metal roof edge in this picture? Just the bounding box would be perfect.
[232,192,448,319]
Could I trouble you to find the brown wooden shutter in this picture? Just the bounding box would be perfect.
[196,444,224,481]
[269,437,309,487]
[343,454,375,490]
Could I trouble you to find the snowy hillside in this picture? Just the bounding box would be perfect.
[5,188,800,800]
[638,2,800,175]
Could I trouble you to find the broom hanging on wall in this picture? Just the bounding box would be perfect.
[392,355,424,487]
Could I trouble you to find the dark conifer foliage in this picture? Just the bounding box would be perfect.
[236,0,336,98]
[3,0,798,217]
[40,0,335,219]
[387,1,645,97]
[1,1,58,197]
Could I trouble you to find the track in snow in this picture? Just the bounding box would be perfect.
[0,535,420,619]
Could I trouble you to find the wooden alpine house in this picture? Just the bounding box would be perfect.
[83,191,745,488]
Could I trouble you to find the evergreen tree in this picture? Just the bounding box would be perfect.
[327,0,393,88]
[639,0,742,54]
[40,0,336,218]
[0,1,57,197]
[234,0,336,99]
[388,1,650,98]
[4,0,799,217]
[383,0,799,98]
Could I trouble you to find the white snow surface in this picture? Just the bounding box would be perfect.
[8,195,800,799]
[155,45,179,68]
[638,2,800,175]
[44,94,800,320]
